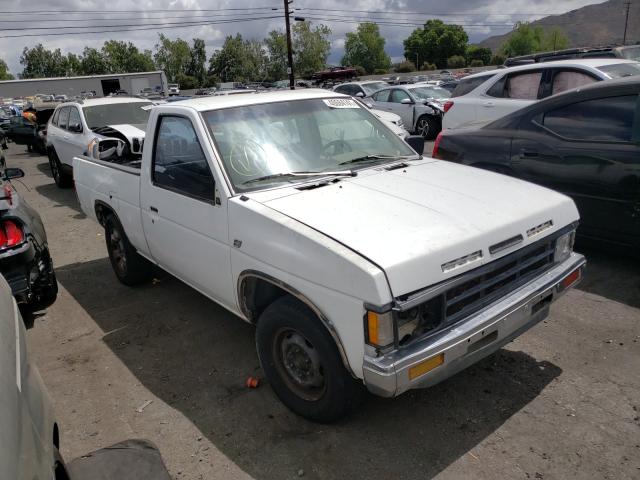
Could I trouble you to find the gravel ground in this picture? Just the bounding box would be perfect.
[7,143,640,480]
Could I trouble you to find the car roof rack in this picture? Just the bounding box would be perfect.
[504,45,622,67]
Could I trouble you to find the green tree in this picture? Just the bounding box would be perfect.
[542,27,570,51]
[403,19,468,69]
[292,22,331,78]
[175,73,199,89]
[65,53,81,76]
[0,59,14,80]
[394,60,416,73]
[186,38,207,86]
[465,45,492,66]
[264,30,288,81]
[154,34,191,83]
[469,59,484,67]
[490,54,506,66]
[447,55,466,68]
[19,44,69,78]
[341,23,391,74]
[208,34,266,82]
[102,40,155,73]
[80,47,108,75]
[501,23,570,57]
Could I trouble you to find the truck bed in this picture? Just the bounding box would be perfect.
[73,155,148,256]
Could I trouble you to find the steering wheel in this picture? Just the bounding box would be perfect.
[228,138,269,177]
[322,139,353,157]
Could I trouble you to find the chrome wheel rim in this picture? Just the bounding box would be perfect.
[417,119,430,138]
[109,228,127,275]
[273,328,326,401]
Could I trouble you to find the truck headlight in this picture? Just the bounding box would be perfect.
[554,230,575,263]
[365,310,394,348]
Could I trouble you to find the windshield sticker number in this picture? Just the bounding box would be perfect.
[323,99,360,109]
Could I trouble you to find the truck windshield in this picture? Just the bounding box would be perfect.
[83,102,152,129]
[203,97,417,191]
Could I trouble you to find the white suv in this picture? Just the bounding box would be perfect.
[442,58,640,129]
[46,97,152,188]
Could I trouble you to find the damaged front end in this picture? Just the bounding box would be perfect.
[87,126,144,164]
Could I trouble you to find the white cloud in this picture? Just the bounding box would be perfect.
[0,0,605,75]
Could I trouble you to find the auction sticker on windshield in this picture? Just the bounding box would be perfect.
[323,98,360,108]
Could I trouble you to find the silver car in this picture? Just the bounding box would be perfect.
[369,84,451,139]
[0,275,68,479]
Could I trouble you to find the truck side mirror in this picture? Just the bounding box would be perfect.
[3,167,25,180]
[405,135,424,154]
[69,123,83,133]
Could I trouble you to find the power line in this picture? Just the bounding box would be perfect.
[297,7,566,16]
[0,12,280,24]
[0,7,281,15]
[302,15,514,28]
[0,16,282,39]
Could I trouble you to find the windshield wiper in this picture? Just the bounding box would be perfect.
[242,170,355,185]
[338,154,416,166]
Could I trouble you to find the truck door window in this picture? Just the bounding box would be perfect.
[51,108,60,126]
[152,116,216,202]
[58,107,70,130]
[68,108,82,133]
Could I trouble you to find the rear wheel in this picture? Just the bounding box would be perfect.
[105,214,152,286]
[415,115,440,140]
[256,296,365,423]
[48,149,72,188]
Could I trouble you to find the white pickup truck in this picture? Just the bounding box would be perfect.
[73,89,586,422]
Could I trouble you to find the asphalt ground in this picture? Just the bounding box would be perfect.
[6,142,639,480]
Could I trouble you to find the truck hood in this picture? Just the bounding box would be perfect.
[261,160,579,297]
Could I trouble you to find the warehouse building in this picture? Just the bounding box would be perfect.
[0,71,167,98]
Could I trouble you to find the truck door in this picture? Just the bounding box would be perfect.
[139,114,236,310]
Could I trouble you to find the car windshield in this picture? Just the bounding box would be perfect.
[361,82,388,95]
[409,86,451,100]
[83,101,152,128]
[203,98,416,191]
[597,62,640,78]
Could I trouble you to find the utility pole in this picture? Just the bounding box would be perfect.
[415,52,419,70]
[284,0,295,89]
[623,1,631,45]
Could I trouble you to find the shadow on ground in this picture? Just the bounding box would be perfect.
[34,179,85,216]
[575,241,640,309]
[57,258,562,480]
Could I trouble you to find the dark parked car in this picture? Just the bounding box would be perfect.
[433,77,640,249]
[0,156,57,313]
[6,106,54,154]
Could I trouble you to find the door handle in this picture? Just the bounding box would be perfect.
[63,135,70,140]
[483,101,495,108]
[520,149,539,157]
[149,206,158,213]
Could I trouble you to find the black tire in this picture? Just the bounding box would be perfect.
[29,260,58,311]
[54,447,70,480]
[48,149,73,188]
[256,296,365,423]
[415,115,440,140]
[104,214,152,286]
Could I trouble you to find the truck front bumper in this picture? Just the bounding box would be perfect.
[363,253,586,397]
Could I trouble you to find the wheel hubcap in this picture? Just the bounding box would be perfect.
[109,228,127,274]
[418,120,430,137]
[50,157,59,180]
[274,328,326,401]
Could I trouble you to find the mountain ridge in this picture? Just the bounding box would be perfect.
[479,0,640,52]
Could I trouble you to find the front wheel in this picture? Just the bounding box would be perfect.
[105,214,152,286]
[48,149,72,188]
[256,296,365,423]
[415,115,440,140]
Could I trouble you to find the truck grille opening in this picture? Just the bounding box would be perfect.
[397,235,558,345]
